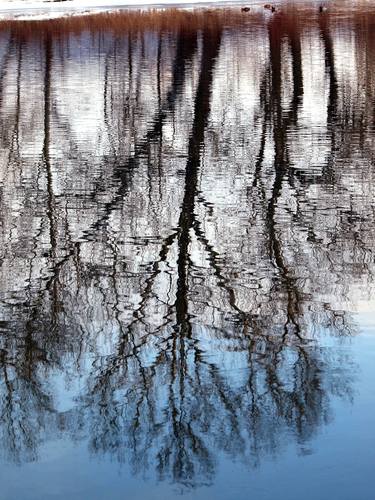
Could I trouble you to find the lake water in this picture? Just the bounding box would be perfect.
[0,4,374,499]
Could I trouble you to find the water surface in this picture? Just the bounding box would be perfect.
[0,5,374,499]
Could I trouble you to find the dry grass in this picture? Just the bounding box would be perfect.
[0,8,255,37]
[0,2,375,39]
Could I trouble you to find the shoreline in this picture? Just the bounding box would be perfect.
[0,0,269,12]
[0,0,322,20]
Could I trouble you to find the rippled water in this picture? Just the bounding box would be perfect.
[0,5,375,499]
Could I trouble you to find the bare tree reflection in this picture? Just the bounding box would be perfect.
[0,6,373,488]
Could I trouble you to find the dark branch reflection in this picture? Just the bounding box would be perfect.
[0,5,373,487]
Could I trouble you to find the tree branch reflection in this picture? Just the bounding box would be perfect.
[0,7,372,488]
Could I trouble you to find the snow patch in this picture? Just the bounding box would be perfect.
[0,0,267,21]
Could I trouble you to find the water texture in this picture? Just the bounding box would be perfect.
[0,5,374,499]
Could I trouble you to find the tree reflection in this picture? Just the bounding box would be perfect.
[0,5,372,487]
